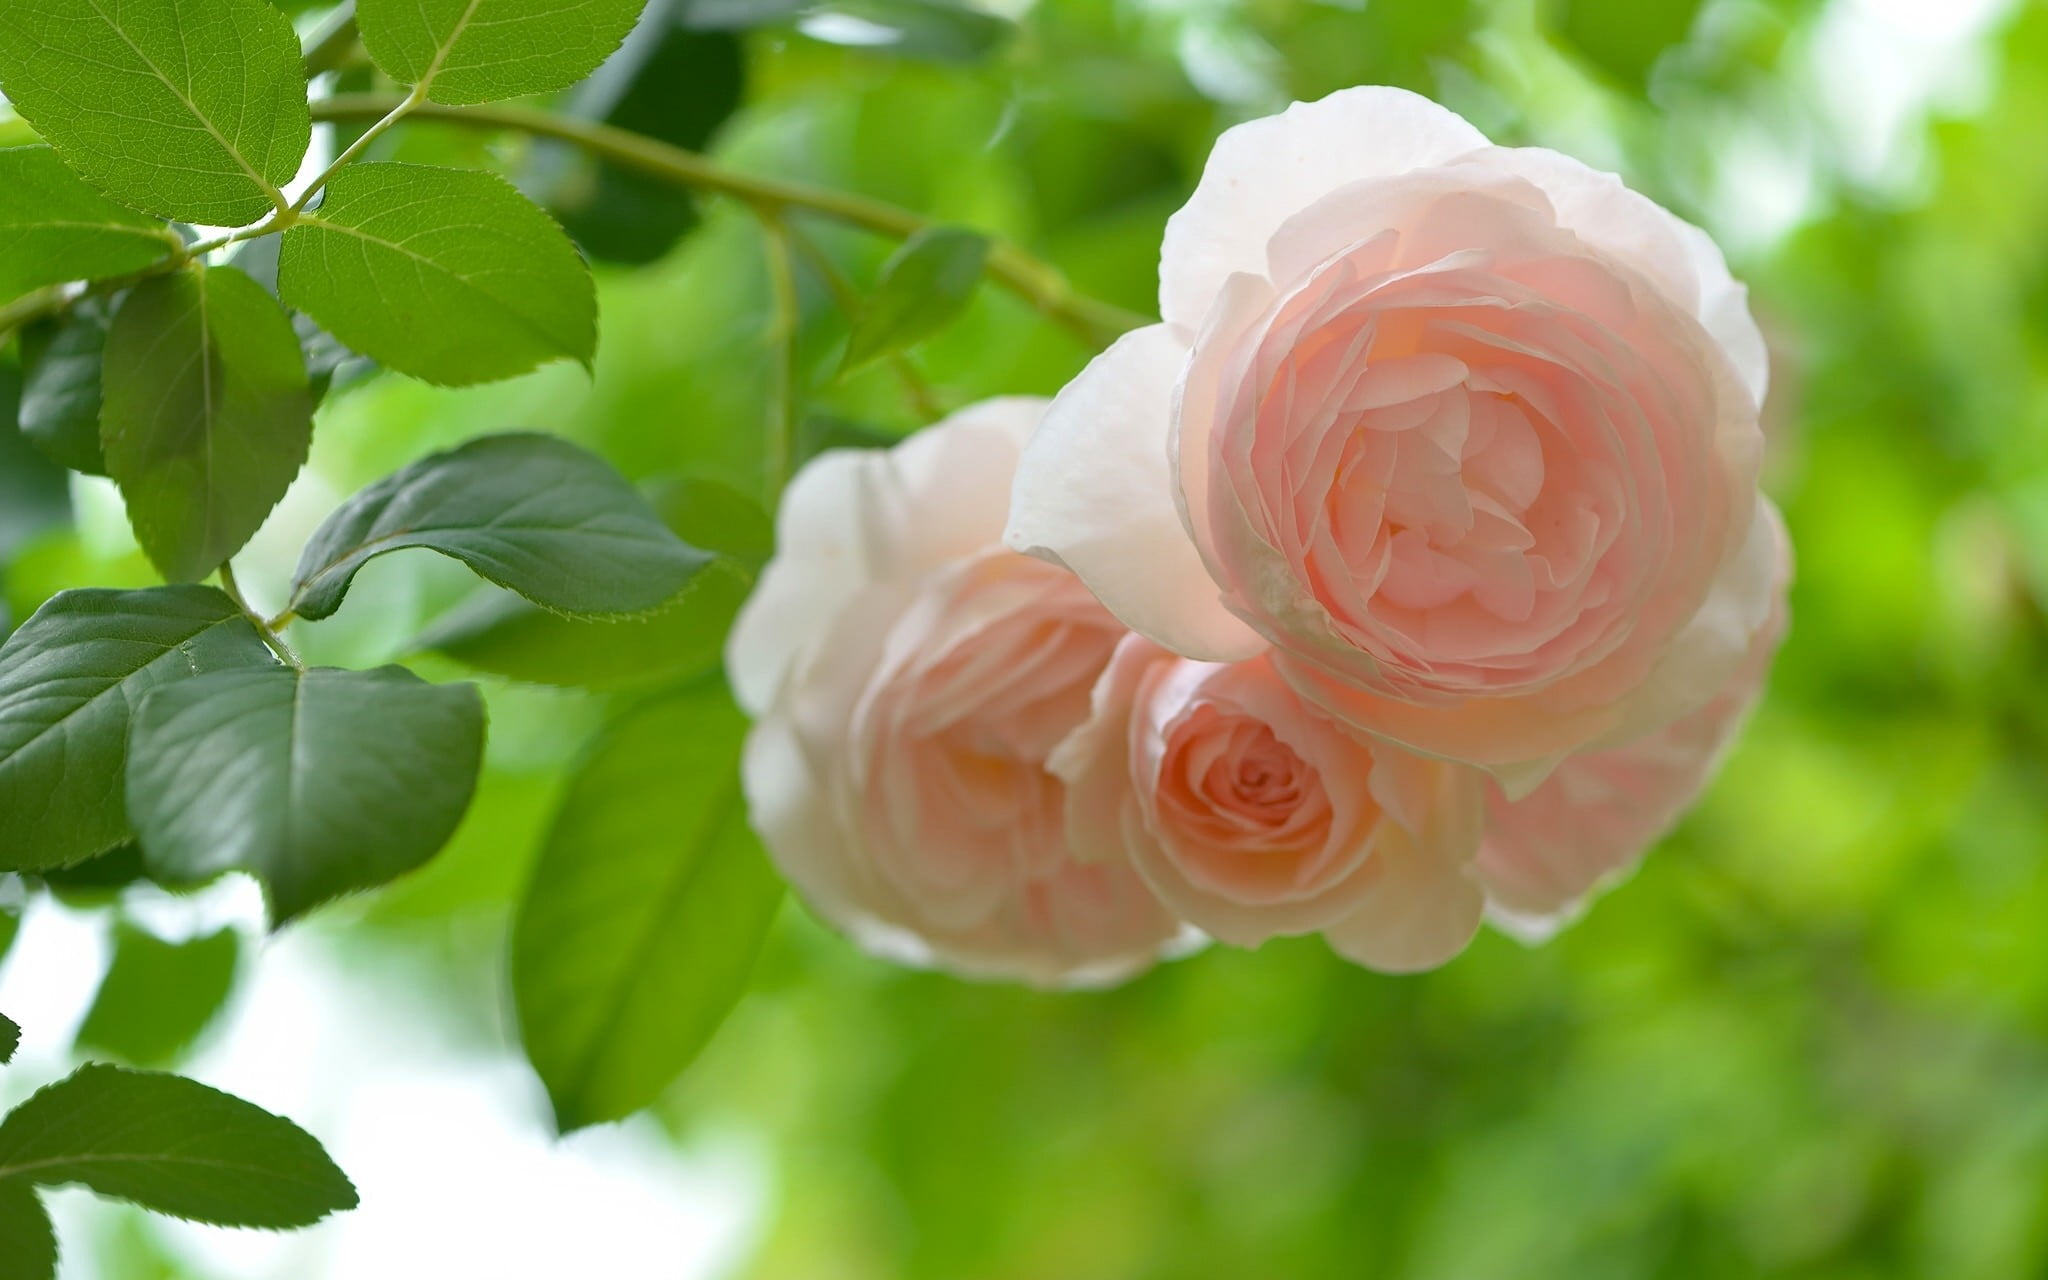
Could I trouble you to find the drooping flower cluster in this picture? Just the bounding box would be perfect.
[728,87,1790,984]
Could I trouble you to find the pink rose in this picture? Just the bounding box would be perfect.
[1006,86,1776,786]
[727,399,1185,985]
[1053,639,1489,971]
[1478,506,1793,937]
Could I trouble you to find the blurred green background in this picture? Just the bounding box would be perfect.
[9,0,2048,1275]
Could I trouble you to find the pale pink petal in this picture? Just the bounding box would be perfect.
[1007,323,1265,661]
[1159,85,1489,330]
[1322,831,1486,973]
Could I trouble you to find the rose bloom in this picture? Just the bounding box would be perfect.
[1054,640,1489,971]
[1006,86,1781,789]
[1479,506,1792,937]
[726,399,1185,985]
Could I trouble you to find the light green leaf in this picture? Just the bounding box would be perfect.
[18,300,114,476]
[1550,0,1706,92]
[0,587,274,872]
[0,148,178,303]
[0,1064,356,1227]
[0,0,309,225]
[279,163,597,386]
[75,924,239,1067]
[0,1182,55,1280]
[841,226,989,372]
[0,1011,17,1065]
[126,665,485,924]
[799,0,1015,63]
[513,682,782,1131]
[359,0,649,105]
[100,266,313,583]
[287,432,710,623]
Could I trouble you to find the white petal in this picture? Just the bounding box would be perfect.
[1322,831,1485,972]
[1006,324,1265,662]
[1159,85,1489,330]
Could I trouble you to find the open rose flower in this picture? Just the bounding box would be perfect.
[1053,640,1489,971]
[1479,506,1792,937]
[1006,86,1776,787]
[727,399,1185,986]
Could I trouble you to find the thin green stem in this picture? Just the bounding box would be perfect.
[761,212,803,498]
[291,85,422,213]
[785,223,945,422]
[305,94,1152,347]
[219,562,306,672]
[0,286,65,346]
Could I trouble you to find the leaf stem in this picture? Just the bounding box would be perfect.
[219,563,306,672]
[760,213,803,499]
[304,94,1152,348]
[291,85,424,214]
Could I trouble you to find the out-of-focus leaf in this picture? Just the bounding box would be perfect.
[0,1064,356,1227]
[74,924,240,1066]
[100,266,313,583]
[0,0,309,225]
[1549,0,1705,93]
[357,0,648,105]
[0,1011,17,1065]
[679,0,807,28]
[550,8,745,265]
[279,163,597,387]
[841,227,989,371]
[0,587,273,872]
[37,844,151,906]
[226,236,371,406]
[287,433,711,622]
[512,682,782,1131]
[796,0,1014,63]
[17,300,113,476]
[0,147,178,303]
[0,362,69,563]
[0,1182,54,1279]
[127,666,485,924]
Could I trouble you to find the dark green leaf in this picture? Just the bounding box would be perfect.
[841,226,989,372]
[799,0,1014,63]
[513,682,782,1130]
[1549,0,1706,92]
[0,1012,17,1065]
[549,13,744,265]
[279,163,597,387]
[18,300,114,476]
[419,559,750,690]
[100,266,313,583]
[0,1182,54,1280]
[287,432,711,622]
[75,924,239,1066]
[0,1064,356,1227]
[0,147,178,302]
[0,587,273,872]
[358,0,649,105]
[38,843,151,906]
[0,0,310,225]
[127,665,485,924]
[0,363,69,561]
[0,910,17,965]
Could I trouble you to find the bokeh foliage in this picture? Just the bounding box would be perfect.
[8,0,2048,1275]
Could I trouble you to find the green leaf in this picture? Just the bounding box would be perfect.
[415,475,767,690]
[18,300,114,476]
[0,587,273,872]
[126,665,485,924]
[1549,0,1706,92]
[0,1012,17,1065]
[358,0,649,105]
[420,559,750,691]
[0,0,309,225]
[37,843,152,906]
[0,147,178,303]
[75,924,239,1066]
[287,432,711,623]
[100,266,313,583]
[0,1182,55,1280]
[0,362,69,563]
[513,682,782,1130]
[0,911,17,966]
[279,163,597,387]
[841,226,989,372]
[0,1064,356,1227]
